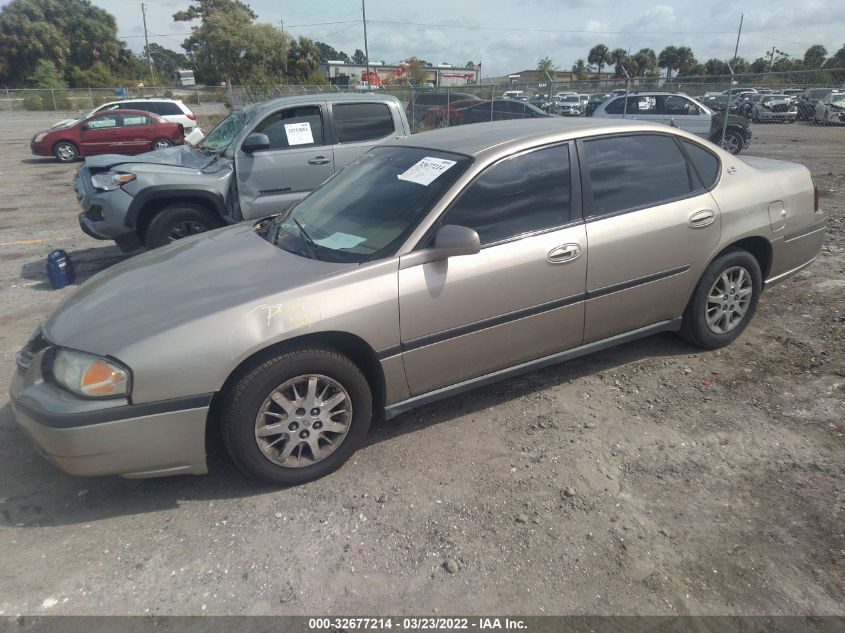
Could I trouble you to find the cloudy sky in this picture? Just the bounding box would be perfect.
[91,0,844,76]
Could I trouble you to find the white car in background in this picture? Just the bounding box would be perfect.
[51,98,198,131]
[813,91,845,125]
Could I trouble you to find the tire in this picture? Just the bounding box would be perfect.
[53,141,78,162]
[721,131,743,155]
[152,138,172,150]
[679,248,762,350]
[220,347,373,486]
[143,203,221,249]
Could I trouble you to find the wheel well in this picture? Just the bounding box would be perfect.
[135,197,217,243]
[209,331,387,424]
[719,236,773,279]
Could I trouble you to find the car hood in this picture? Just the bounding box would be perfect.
[84,144,216,170]
[51,118,78,129]
[43,223,355,355]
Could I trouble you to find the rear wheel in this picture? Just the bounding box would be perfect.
[53,141,78,162]
[721,131,743,155]
[143,203,221,249]
[152,138,172,150]
[679,249,762,350]
[220,347,373,485]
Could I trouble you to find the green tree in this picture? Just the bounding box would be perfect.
[803,44,827,68]
[675,46,697,76]
[351,49,367,65]
[406,58,430,86]
[68,61,115,88]
[570,58,588,80]
[315,41,349,63]
[0,0,124,86]
[537,56,557,83]
[465,61,476,69]
[632,48,658,77]
[609,48,628,77]
[587,44,611,77]
[658,45,680,78]
[829,43,845,68]
[287,36,321,83]
[704,58,729,76]
[143,43,188,82]
[29,60,66,89]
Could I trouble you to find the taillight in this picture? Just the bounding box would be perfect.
[187,113,197,120]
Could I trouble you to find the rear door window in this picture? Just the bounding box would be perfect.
[252,106,324,150]
[582,134,695,217]
[156,102,183,115]
[123,114,152,126]
[333,103,395,143]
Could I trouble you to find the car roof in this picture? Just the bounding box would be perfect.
[386,118,693,158]
[87,108,163,118]
[252,92,401,111]
[109,97,183,103]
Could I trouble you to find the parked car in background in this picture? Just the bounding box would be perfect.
[75,94,411,251]
[502,90,529,100]
[797,88,838,121]
[813,91,845,124]
[424,98,482,127]
[585,93,611,116]
[32,110,184,163]
[52,98,198,131]
[749,94,798,123]
[453,98,550,125]
[12,118,825,485]
[406,92,480,125]
[529,94,554,112]
[592,92,751,154]
[555,94,584,116]
[702,95,729,113]
[739,94,766,118]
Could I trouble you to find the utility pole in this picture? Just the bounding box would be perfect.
[141,3,157,88]
[280,19,288,76]
[362,0,371,90]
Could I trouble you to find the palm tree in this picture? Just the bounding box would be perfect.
[570,58,588,81]
[537,56,557,83]
[658,45,680,78]
[609,47,628,77]
[587,44,611,77]
[633,49,657,77]
[675,46,697,76]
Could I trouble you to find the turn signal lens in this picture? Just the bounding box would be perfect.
[52,349,130,398]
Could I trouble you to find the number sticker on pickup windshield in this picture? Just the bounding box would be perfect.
[397,157,457,186]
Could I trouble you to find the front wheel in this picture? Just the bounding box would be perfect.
[143,203,221,249]
[679,249,762,350]
[721,131,743,155]
[54,141,78,162]
[220,348,373,485]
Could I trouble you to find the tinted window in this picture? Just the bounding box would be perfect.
[253,106,323,150]
[123,114,152,126]
[583,134,694,217]
[681,140,719,189]
[86,114,121,129]
[442,144,571,245]
[603,97,624,114]
[156,102,183,115]
[334,103,394,143]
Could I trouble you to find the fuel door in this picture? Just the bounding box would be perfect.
[767,200,787,231]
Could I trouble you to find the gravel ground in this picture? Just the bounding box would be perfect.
[0,113,842,616]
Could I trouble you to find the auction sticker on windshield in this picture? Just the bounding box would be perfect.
[284,122,314,146]
[397,157,457,186]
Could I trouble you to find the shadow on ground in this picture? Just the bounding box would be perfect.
[20,244,132,290]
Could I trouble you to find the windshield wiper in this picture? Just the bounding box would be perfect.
[292,217,320,259]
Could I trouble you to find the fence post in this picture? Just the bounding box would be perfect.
[88,86,94,108]
[446,85,450,128]
[5,86,11,112]
[51,88,57,110]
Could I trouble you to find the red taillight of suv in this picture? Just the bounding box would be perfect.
[187,113,197,121]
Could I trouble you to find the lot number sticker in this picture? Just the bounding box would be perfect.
[284,122,314,146]
[397,157,457,186]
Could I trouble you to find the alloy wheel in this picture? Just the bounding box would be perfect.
[56,144,75,161]
[254,374,352,468]
[706,266,753,334]
[153,139,171,150]
[168,220,207,241]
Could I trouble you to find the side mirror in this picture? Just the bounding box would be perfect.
[242,132,270,153]
[399,224,481,269]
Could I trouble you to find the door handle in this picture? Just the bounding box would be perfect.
[689,209,716,228]
[308,156,331,165]
[547,243,582,264]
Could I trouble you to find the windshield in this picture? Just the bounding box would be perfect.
[562,96,579,103]
[262,146,472,263]
[199,106,256,153]
[762,95,787,102]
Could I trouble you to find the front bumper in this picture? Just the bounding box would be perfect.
[756,109,797,120]
[31,141,50,157]
[74,168,137,241]
[10,348,209,478]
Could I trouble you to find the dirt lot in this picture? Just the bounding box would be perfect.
[0,113,842,616]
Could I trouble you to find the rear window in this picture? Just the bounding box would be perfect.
[156,102,184,115]
[333,103,394,143]
[681,140,720,189]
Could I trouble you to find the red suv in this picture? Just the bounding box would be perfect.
[31,109,185,163]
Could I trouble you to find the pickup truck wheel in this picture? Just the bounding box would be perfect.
[144,203,221,248]
[679,249,762,350]
[54,141,78,162]
[220,347,373,486]
[721,131,743,155]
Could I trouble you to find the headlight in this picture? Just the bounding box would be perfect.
[90,172,136,191]
[34,132,48,143]
[51,349,131,398]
